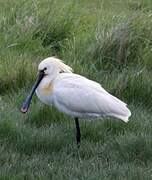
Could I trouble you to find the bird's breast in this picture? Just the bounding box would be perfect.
[36,80,54,105]
[41,82,53,94]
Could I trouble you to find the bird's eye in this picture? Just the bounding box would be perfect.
[43,67,47,71]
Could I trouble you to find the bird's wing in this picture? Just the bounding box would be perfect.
[53,74,130,121]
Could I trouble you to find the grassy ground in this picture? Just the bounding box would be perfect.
[0,0,152,179]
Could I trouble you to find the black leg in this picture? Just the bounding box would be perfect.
[75,117,81,147]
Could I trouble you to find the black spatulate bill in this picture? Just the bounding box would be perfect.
[21,70,45,113]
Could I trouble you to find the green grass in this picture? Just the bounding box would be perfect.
[0,0,152,179]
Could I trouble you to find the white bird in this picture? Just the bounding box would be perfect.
[21,57,131,146]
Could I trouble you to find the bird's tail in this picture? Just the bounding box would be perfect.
[107,95,131,123]
[111,110,131,123]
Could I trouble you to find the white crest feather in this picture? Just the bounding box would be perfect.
[49,57,73,73]
[57,59,73,73]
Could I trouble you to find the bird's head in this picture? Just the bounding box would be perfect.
[21,57,73,113]
[38,57,73,77]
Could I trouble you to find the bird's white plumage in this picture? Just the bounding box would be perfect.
[36,57,131,122]
[53,73,131,122]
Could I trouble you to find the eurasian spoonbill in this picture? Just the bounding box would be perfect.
[21,57,131,146]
